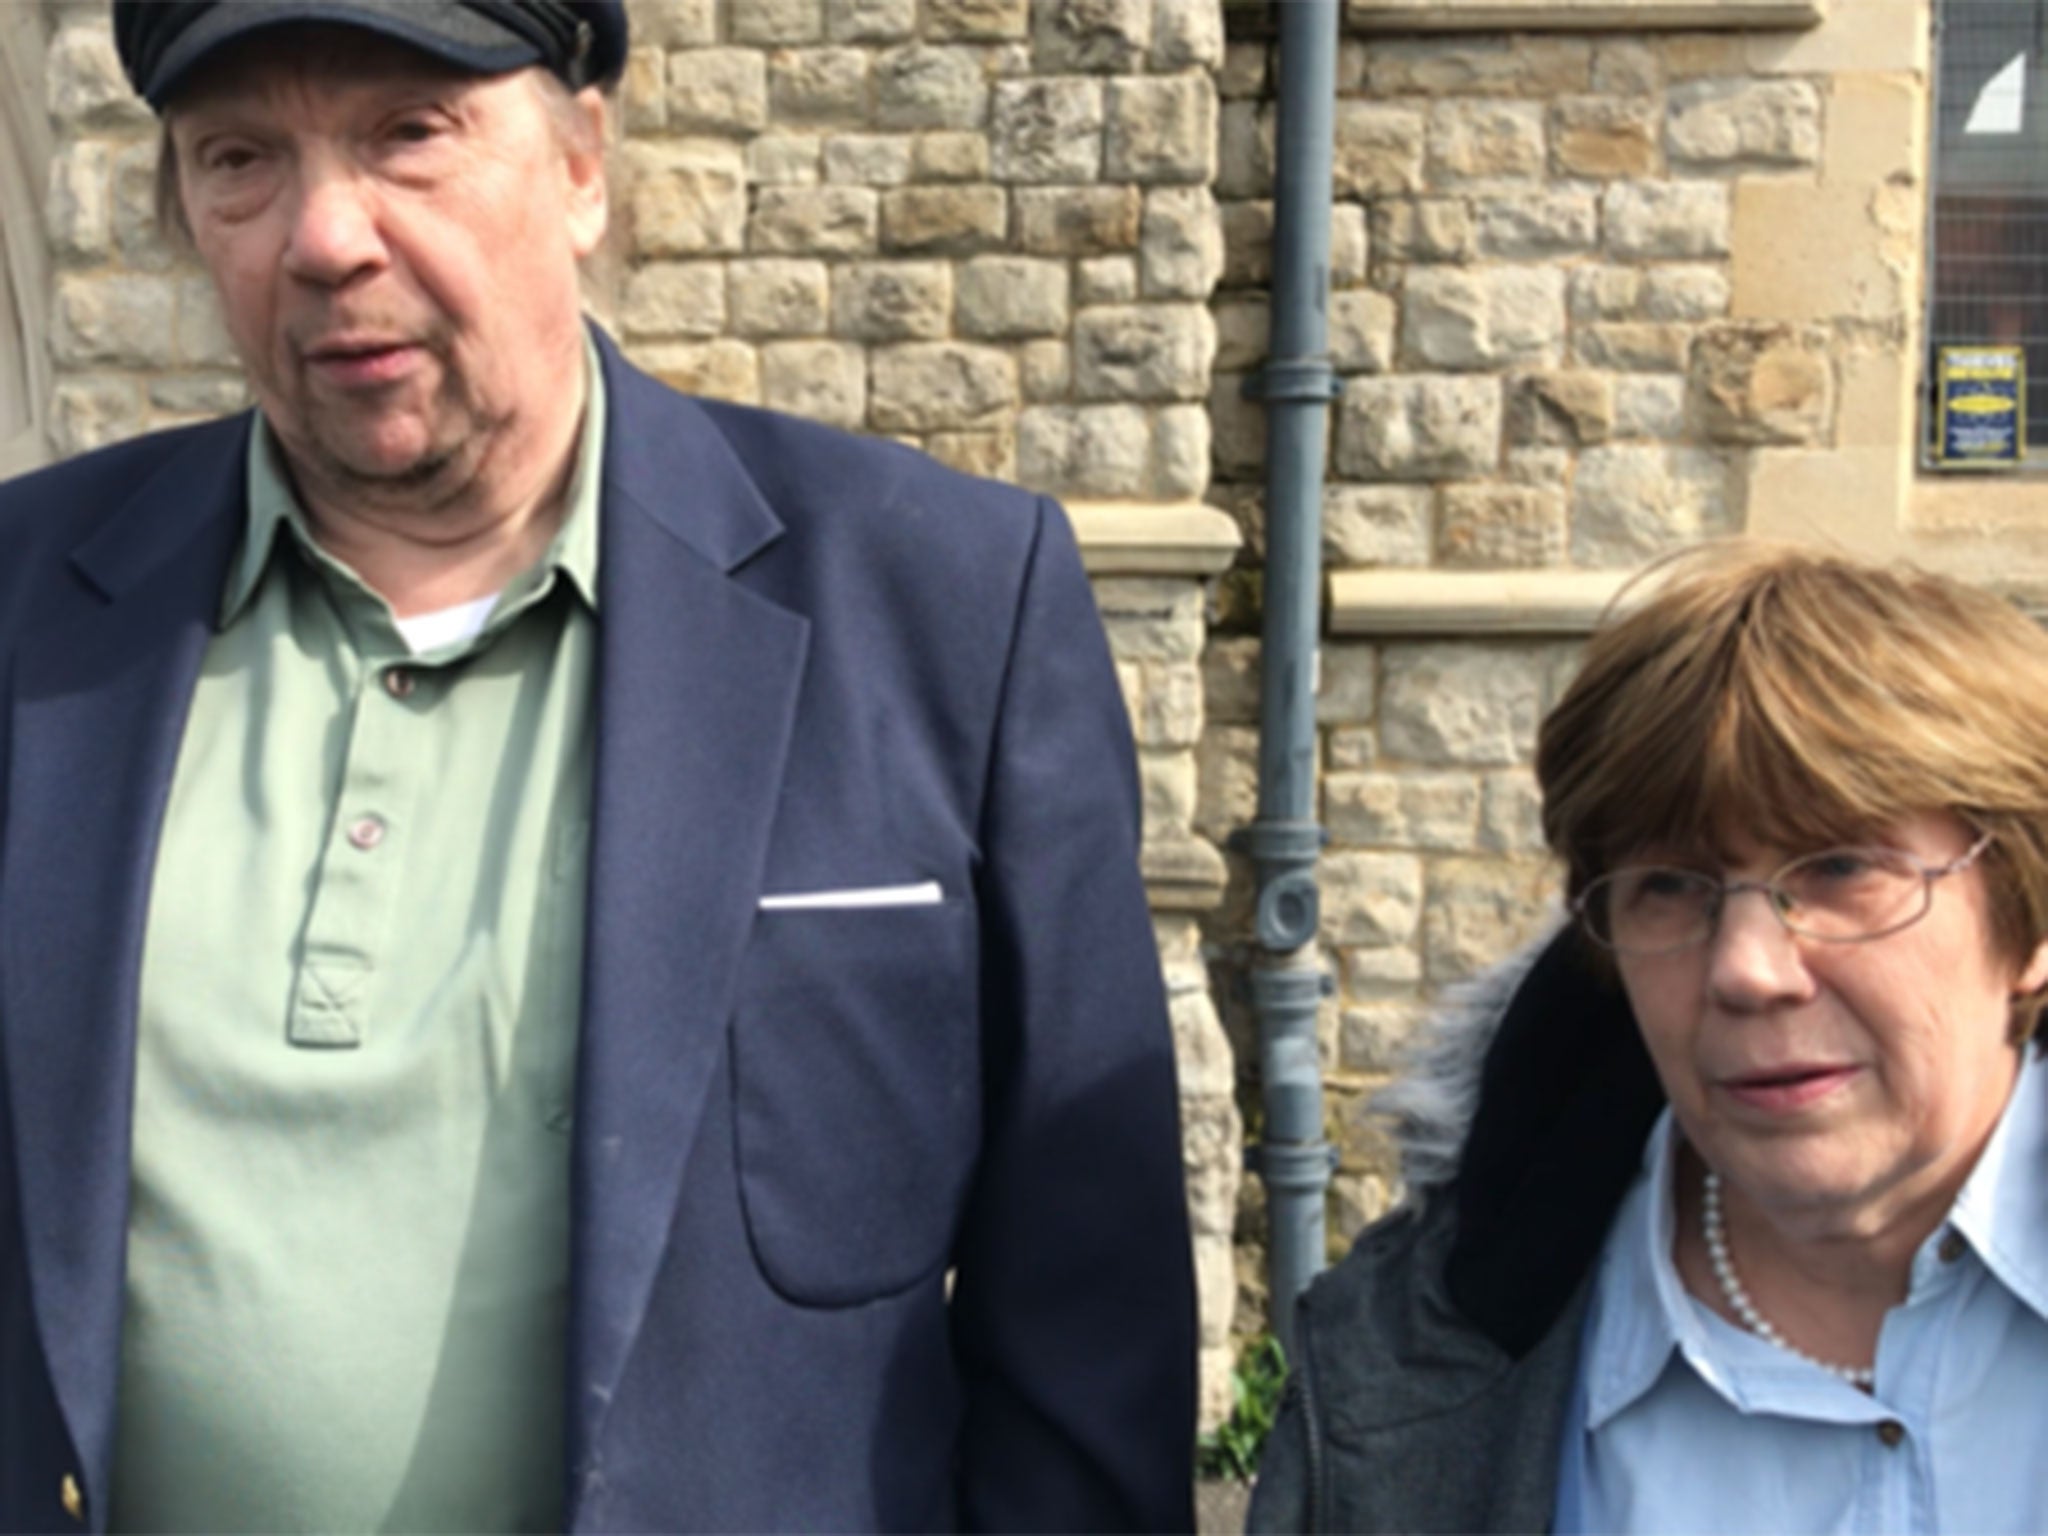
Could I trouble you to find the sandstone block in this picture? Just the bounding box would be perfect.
[750,185,880,254]
[621,46,668,132]
[870,342,1019,431]
[926,0,1030,38]
[826,0,918,41]
[1549,96,1658,179]
[1436,483,1566,568]
[53,273,177,367]
[926,429,1017,481]
[732,0,823,43]
[1329,290,1396,375]
[1379,642,1545,766]
[1073,304,1217,401]
[748,133,823,185]
[912,131,991,181]
[1592,40,1661,95]
[1691,322,1833,445]
[639,0,717,45]
[875,45,989,129]
[1152,0,1225,71]
[1334,104,1427,198]
[1033,0,1152,72]
[956,256,1070,337]
[1571,445,1736,565]
[667,48,768,133]
[1141,186,1224,300]
[1219,201,1274,288]
[768,47,871,124]
[629,140,748,255]
[832,260,953,340]
[1020,338,1071,400]
[1372,199,1473,263]
[1106,76,1218,185]
[1603,180,1729,259]
[49,23,148,126]
[1324,485,1431,568]
[1340,1001,1427,1072]
[1077,255,1140,305]
[1575,322,1692,373]
[1130,659,1205,750]
[1217,100,1275,202]
[1096,579,1207,663]
[1639,264,1729,323]
[642,340,762,403]
[1666,78,1821,170]
[1327,727,1377,772]
[1478,770,1546,855]
[1319,853,1425,949]
[729,259,831,336]
[991,78,1105,182]
[1506,370,1613,447]
[52,377,144,456]
[47,141,111,262]
[824,134,915,185]
[1326,772,1480,850]
[1567,264,1640,322]
[1363,36,1590,98]
[1614,375,1687,440]
[760,339,867,427]
[1428,100,1545,185]
[1332,206,1369,288]
[1424,857,1558,982]
[1475,188,1597,258]
[879,184,1009,252]
[621,262,728,339]
[1318,646,1379,726]
[1213,298,1268,372]
[1220,40,1270,100]
[1336,376,1501,482]
[149,374,248,417]
[1208,372,1266,477]
[110,140,171,271]
[1401,266,1566,371]
[1017,403,1150,495]
[174,278,237,369]
[1017,186,1142,254]
[1195,724,1260,842]
[1151,404,1212,498]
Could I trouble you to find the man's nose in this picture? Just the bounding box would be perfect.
[1704,883,1816,1008]
[282,164,386,286]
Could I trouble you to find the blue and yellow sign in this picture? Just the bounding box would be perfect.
[1937,345,2025,466]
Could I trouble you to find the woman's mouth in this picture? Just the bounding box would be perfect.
[1719,1064,1861,1112]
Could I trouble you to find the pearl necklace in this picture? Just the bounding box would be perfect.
[1701,1170,1876,1388]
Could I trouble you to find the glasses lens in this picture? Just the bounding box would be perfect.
[1774,847,1928,940]
[1585,867,1718,953]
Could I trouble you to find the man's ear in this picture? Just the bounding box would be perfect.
[563,87,609,259]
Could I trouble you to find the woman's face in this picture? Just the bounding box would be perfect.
[1616,811,2048,1243]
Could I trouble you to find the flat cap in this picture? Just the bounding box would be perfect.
[113,1,629,111]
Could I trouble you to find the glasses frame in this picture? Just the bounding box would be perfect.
[1572,831,1996,957]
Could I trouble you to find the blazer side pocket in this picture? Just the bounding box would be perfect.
[732,900,980,1306]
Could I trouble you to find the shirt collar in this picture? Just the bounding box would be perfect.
[1946,1046,2048,1324]
[219,331,606,628]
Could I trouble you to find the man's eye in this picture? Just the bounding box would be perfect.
[387,117,444,147]
[201,144,262,174]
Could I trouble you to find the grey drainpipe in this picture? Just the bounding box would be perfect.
[1241,0,1342,1362]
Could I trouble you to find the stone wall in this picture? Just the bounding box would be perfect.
[1200,0,1922,1340]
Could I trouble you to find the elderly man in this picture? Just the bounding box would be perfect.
[0,3,1196,1530]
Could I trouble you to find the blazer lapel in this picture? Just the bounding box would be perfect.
[567,338,809,1487]
[2,421,245,1511]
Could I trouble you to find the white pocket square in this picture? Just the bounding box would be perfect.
[758,880,944,912]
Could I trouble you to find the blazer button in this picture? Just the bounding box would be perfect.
[60,1473,83,1522]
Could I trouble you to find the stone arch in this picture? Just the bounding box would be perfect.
[0,2,52,477]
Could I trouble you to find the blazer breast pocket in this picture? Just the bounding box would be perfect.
[731,898,981,1306]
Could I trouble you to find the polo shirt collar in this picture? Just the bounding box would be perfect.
[219,332,606,628]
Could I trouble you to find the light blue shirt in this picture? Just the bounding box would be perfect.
[1556,1050,2048,1534]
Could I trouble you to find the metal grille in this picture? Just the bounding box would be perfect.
[1927,2,2048,464]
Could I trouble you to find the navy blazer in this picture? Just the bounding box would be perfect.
[0,331,1197,1532]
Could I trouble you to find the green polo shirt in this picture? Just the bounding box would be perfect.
[110,356,605,1533]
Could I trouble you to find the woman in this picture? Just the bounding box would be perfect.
[1250,542,2048,1533]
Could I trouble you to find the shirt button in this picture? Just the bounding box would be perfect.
[1876,1419,1906,1448]
[347,815,387,851]
[60,1474,82,1522]
[1938,1231,1967,1264]
[383,666,417,699]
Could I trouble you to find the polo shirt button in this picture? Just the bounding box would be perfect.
[383,666,417,699]
[1876,1419,1906,1448]
[348,815,387,851]
[1938,1231,1966,1264]
[60,1474,82,1522]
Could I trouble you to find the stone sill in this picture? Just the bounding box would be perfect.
[1069,500,1244,579]
[1328,568,1635,636]
[1342,0,1825,31]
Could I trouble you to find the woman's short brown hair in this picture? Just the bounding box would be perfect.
[1538,541,2048,1031]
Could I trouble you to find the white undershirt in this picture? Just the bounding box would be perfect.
[393,592,501,655]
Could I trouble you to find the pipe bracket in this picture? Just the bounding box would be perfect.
[1245,1142,1341,1189]
[1243,356,1344,403]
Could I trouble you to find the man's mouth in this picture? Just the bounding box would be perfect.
[304,339,422,387]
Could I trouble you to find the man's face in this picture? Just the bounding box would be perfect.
[168,30,608,499]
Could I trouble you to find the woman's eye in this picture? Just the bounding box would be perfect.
[1801,851,1876,883]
